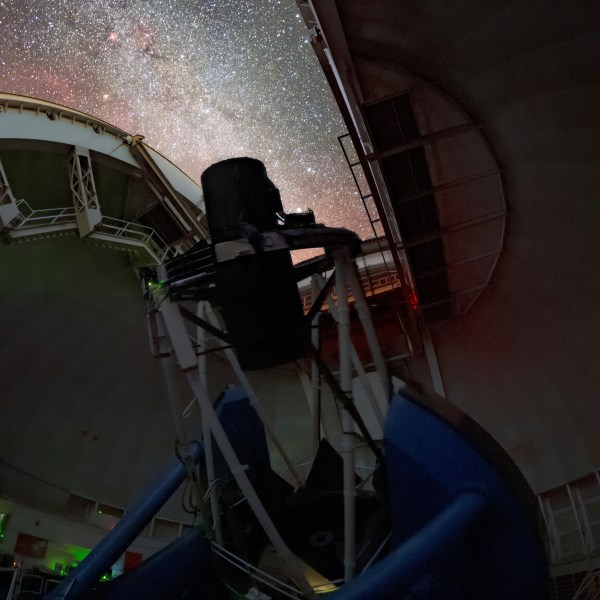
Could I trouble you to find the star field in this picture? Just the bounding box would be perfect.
[0,0,372,243]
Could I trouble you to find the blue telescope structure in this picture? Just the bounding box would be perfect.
[46,158,549,600]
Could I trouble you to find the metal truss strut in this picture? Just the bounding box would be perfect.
[68,146,102,237]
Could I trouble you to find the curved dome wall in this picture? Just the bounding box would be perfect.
[0,95,210,520]
[0,96,320,527]
[302,0,600,492]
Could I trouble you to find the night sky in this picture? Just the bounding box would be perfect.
[0,0,371,239]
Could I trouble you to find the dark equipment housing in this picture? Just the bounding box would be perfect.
[201,157,309,370]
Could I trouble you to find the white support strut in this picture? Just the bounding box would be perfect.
[68,145,102,237]
[313,272,385,430]
[0,157,20,228]
[310,277,322,455]
[159,300,315,597]
[150,305,207,520]
[196,301,224,545]
[333,247,356,583]
[202,302,305,489]
[346,261,390,400]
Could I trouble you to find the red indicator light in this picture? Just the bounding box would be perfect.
[409,290,418,311]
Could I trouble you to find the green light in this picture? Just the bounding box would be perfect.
[146,280,166,292]
[43,544,91,574]
[0,513,8,543]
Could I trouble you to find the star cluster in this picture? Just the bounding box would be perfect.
[0,0,371,242]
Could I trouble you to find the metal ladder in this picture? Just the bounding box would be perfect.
[337,133,419,355]
[337,133,383,241]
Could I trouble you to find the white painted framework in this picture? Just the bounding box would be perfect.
[539,470,600,571]
[144,240,391,596]
[68,146,102,238]
[0,158,20,228]
[0,93,207,265]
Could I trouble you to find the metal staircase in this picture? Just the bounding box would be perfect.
[5,199,173,265]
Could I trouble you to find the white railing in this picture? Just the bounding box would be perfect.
[212,542,343,598]
[96,216,173,263]
[4,566,22,600]
[211,542,308,600]
[16,200,76,228]
[573,569,600,600]
[10,200,173,263]
[539,471,600,566]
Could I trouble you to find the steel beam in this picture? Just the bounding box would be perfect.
[0,157,20,227]
[68,146,102,237]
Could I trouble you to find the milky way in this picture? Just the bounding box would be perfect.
[0,0,371,241]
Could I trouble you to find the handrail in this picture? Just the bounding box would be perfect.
[11,204,173,262]
[18,205,76,227]
[210,543,306,600]
[6,566,22,600]
[573,569,600,600]
[97,216,173,262]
